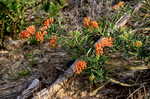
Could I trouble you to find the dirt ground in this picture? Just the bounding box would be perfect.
[0,41,70,99]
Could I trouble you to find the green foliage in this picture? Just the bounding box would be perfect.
[60,30,90,59]
[48,2,62,16]
[42,0,68,16]
[28,36,38,45]
[85,56,108,83]
[111,3,132,23]
[0,0,37,40]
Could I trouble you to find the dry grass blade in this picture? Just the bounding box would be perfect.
[115,14,131,28]
[127,65,149,71]
[109,78,134,87]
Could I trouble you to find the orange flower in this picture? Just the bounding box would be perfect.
[96,48,104,56]
[43,18,54,27]
[19,25,36,39]
[40,26,48,32]
[73,60,87,74]
[49,36,57,47]
[19,30,31,39]
[36,32,44,42]
[100,37,113,47]
[83,17,91,27]
[112,1,125,9]
[83,17,99,29]
[90,21,99,28]
[26,25,36,36]
[95,37,113,56]
[133,41,142,48]
[95,43,104,55]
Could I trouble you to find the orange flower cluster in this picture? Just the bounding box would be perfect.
[100,37,113,47]
[35,32,45,42]
[49,36,57,47]
[19,25,36,39]
[73,60,87,74]
[26,25,36,35]
[19,30,31,39]
[35,30,48,42]
[112,1,125,9]
[43,18,54,27]
[19,18,55,43]
[90,21,99,28]
[39,18,54,32]
[83,17,99,28]
[36,18,54,42]
[95,37,113,55]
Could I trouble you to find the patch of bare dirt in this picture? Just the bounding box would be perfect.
[0,40,70,99]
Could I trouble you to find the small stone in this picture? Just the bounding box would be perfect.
[81,91,87,97]
[96,94,100,97]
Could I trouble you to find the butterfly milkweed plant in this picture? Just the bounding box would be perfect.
[19,17,56,44]
[17,0,150,86]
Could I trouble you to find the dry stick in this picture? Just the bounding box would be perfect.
[89,81,110,96]
[143,85,147,97]
[17,79,40,99]
[89,77,137,97]
[109,78,132,87]
[132,27,150,33]
[106,64,149,71]
[127,85,144,99]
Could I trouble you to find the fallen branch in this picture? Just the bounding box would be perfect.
[17,79,40,99]
[33,61,76,99]
[127,85,145,99]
